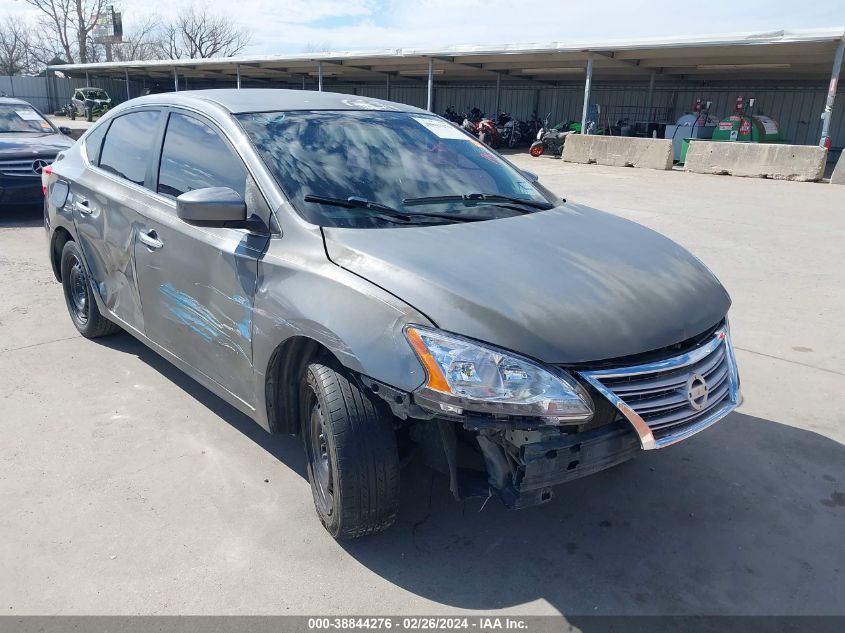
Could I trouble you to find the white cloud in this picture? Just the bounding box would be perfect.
[2,0,842,56]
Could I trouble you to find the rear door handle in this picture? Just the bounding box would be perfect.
[73,197,92,214]
[138,229,164,250]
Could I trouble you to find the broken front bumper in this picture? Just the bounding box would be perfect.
[481,423,641,509]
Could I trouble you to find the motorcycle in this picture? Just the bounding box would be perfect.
[477,116,501,149]
[461,106,484,136]
[497,112,526,148]
[442,105,463,124]
[529,114,575,158]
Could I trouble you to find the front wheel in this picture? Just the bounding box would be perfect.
[530,141,545,157]
[301,360,400,539]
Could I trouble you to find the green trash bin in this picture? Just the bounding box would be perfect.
[679,138,692,164]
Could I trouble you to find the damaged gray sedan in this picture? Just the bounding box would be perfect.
[44,89,740,539]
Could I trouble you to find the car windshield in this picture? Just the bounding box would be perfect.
[236,110,556,228]
[80,89,108,100]
[0,104,54,134]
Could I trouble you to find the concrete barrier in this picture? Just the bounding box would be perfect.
[561,135,673,170]
[684,141,826,182]
[831,151,845,185]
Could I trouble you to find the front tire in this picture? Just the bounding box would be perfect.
[60,241,120,338]
[530,141,545,157]
[301,360,399,539]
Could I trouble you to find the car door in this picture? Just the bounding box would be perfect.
[133,109,271,406]
[71,108,164,334]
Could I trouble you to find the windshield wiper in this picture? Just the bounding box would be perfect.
[303,194,485,224]
[403,193,554,210]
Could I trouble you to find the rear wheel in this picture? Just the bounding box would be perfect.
[60,241,120,338]
[301,360,399,539]
[530,141,545,157]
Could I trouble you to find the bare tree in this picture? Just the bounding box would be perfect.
[155,4,251,59]
[22,0,108,64]
[0,17,41,75]
[112,16,162,61]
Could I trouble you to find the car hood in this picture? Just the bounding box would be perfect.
[323,203,731,364]
[0,134,73,156]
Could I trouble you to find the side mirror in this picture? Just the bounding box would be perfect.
[176,187,247,227]
[521,169,539,183]
[59,126,72,136]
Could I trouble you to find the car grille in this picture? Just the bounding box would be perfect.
[0,157,52,177]
[578,328,740,450]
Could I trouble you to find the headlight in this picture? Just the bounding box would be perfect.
[405,326,593,424]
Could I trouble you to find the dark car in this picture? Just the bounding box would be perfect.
[44,90,740,539]
[0,97,73,206]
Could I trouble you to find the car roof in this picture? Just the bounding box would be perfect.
[121,89,429,115]
[0,97,37,107]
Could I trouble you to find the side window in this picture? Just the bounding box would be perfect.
[99,110,161,186]
[157,113,246,199]
[83,121,108,165]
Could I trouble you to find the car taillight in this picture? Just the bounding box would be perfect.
[41,165,52,196]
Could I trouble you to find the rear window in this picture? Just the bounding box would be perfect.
[99,110,161,186]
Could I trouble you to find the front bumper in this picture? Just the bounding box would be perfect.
[494,423,640,509]
[0,178,43,205]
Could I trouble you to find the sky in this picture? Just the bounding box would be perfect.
[4,0,845,56]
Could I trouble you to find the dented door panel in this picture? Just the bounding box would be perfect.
[71,168,147,332]
[133,197,269,406]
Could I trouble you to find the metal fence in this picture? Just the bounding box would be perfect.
[0,75,143,114]
[1,74,842,149]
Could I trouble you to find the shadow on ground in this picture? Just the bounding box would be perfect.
[98,331,844,616]
[95,331,308,480]
[0,204,44,228]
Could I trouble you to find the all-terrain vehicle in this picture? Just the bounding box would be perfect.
[63,87,112,122]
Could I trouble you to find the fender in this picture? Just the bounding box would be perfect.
[251,226,431,433]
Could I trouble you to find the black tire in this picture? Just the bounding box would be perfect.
[300,360,399,539]
[60,241,120,338]
[69,108,76,121]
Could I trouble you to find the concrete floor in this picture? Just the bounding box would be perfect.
[1,157,843,616]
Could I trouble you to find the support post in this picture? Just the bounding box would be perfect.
[647,71,656,121]
[820,39,845,148]
[85,71,89,86]
[426,57,434,112]
[302,75,306,90]
[494,72,501,116]
[318,61,323,92]
[173,68,178,92]
[386,73,391,101]
[236,64,241,89]
[581,53,594,134]
[125,68,130,101]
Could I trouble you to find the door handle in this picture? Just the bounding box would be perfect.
[73,197,92,215]
[138,229,164,250]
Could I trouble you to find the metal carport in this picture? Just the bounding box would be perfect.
[49,27,845,149]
